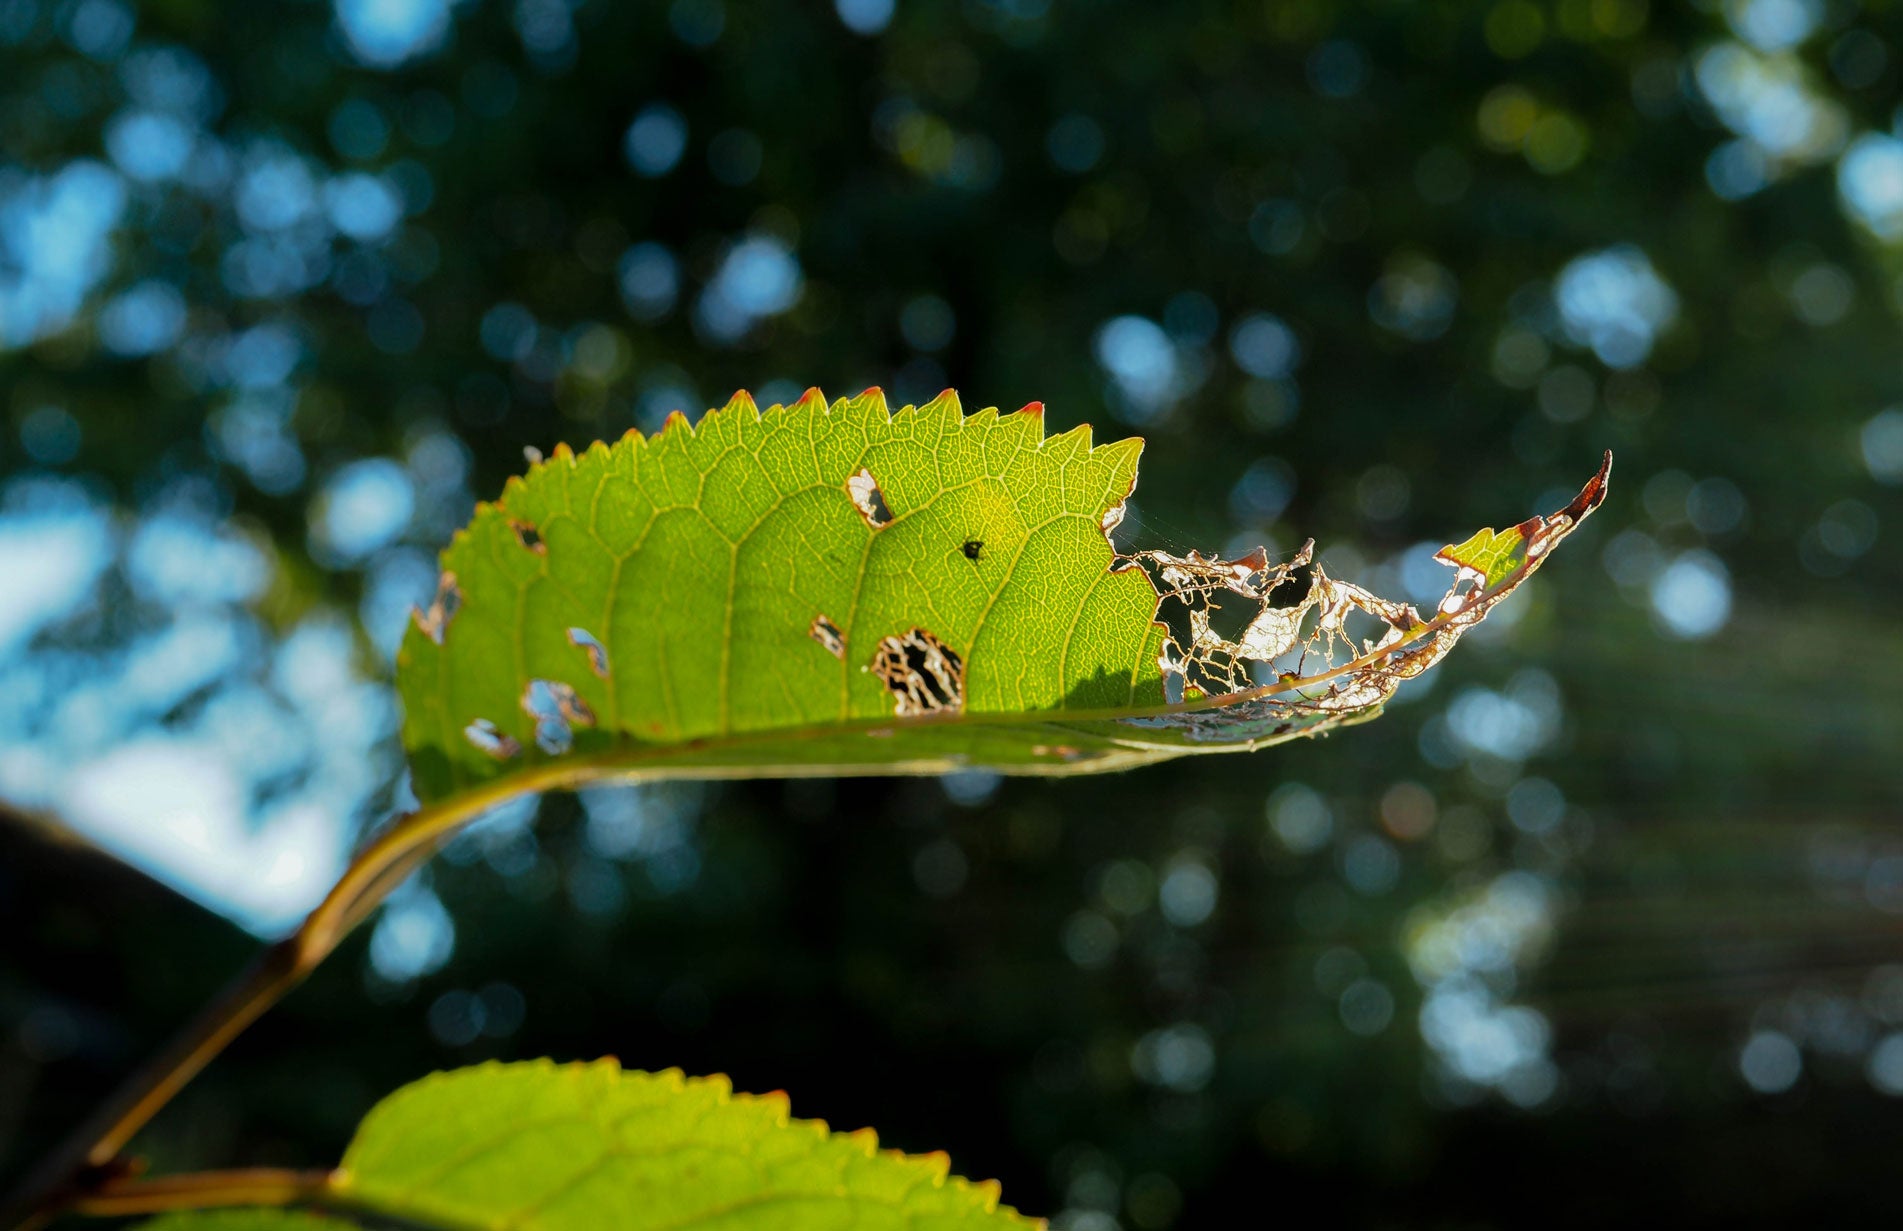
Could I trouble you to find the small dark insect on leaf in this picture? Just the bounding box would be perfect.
[961,539,984,561]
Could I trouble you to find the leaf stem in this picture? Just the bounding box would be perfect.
[0,768,555,1231]
[72,1170,336,1218]
[0,541,1563,1231]
[0,453,1613,1230]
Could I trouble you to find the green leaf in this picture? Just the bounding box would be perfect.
[133,1060,1041,1231]
[136,1214,353,1231]
[1435,525,1529,591]
[1433,451,1612,591]
[397,389,1165,799]
[396,390,1610,800]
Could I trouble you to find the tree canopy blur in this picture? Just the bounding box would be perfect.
[4,0,1903,1224]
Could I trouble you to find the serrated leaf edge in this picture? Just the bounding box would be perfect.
[337,1057,1042,1228]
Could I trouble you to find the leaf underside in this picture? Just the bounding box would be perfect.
[133,1060,1041,1231]
[396,388,1610,801]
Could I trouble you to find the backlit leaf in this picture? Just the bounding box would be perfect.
[395,390,1609,800]
[133,1060,1040,1231]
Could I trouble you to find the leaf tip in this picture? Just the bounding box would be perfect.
[919,1149,953,1181]
[1571,448,1614,519]
[919,387,963,419]
[1044,421,1093,454]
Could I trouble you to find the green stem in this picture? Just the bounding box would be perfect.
[72,1171,337,1219]
[0,767,557,1231]
[0,584,1493,1230]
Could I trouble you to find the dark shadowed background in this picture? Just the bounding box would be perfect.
[3,0,1903,1224]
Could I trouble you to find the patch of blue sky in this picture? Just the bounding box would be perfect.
[335,0,456,69]
[1227,312,1300,379]
[98,280,188,356]
[1694,41,1846,167]
[218,321,302,389]
[324,172,403,242]
[0,161,127,348]
[1650,550,1732,639]
[66,0,133,60]
[117,614,250,714]
[694,235,802,343]
[835,0,894,35]
[368,879,456,980]
[127,511,271,607]
[119,45,222,119]
[0,480,393,936]
[235,147,320,233]
[360,546,437,660]
[1095,314,1194,424]
[624,103,689,176]
[1725,0,1821,54]
[104,109,198,183]
[310,458,416,566]
[1554,246,1679,368]
[221,233,331,300]
[214,393,308,494]
[0,483,113,658]
[1837,133,1903,242]
[617,242,679,320]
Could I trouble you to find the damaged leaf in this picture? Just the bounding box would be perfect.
[1120,451,1610,746]
[871,627,966,717]
[131,1061,1039,1231]
[396,388,1607,800]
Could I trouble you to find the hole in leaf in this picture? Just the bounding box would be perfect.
[847,468,891,528]
[809,613,845,659]
[511,519,546,554]
[567,627,610,677]
[413,571,461,645]
[870,627,964,717]
[961,539,983,561]
[464,719,520,760]
[521,679,596,755]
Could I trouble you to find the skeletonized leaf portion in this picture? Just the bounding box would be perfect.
[135,1061,1041,1231]
[395,389,1609,799]
[1110,451,1611,747]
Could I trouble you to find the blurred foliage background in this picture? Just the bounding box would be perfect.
[3,0,1903,1224]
